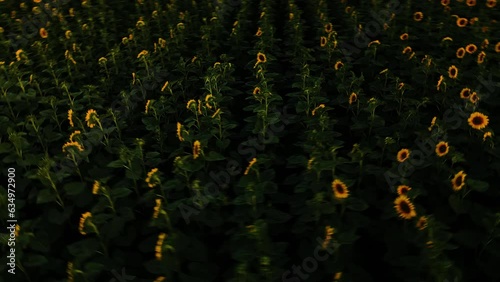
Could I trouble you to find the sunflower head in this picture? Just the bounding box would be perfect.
[402,46,412,54]
[397,185,412,195]
[416,216,428,230]
[334,61,343,70]
[448,65,458,79]
[487,0,497,8]
[456,47,466,58]
[394,195,417,220]
[457,18,468,27]
[477,51,486,64]
[400,33,408,40]
[466,44,477,54]
[451,170,467,191]
[397,148,410,162]
[466,0,476,6]
[332,179,349,199]
[85,109,98,128]
[441,0,450,5]
[413,12,423,21]
[469,92,479,104]
[435,141,449,157]
[325,23,333,33]
[349,92,357,104]
[320,36,327,47]
[468,112,489,130]
[459,88,471,99]
[39,27,48,38]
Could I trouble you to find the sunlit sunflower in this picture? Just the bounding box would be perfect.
[334,61,343,70]
[256,52,267,63]
[397,148,410,162]
[477,51,486,64]
[435,141,449,157]
[397,185,412,195]
[460,88,471,99]
[428,116,437,131]
[85,109,98,128]
[320,36,327,47]
[368,40,380,47]
[469,92,479,104]
[487,0,497,7]
[400,33,408,40]
[78,212,92,235]
[466,0,476,6]
[437,75,444,90]
[92,180,100,195]
[448,65,458,79]
[325,23,333,33]
[483,131,493,141]
[441,0,450,5]
[496,42,500,53]
[193,140,201,159]
[349,92,357,104]
[468,112,489,130]
[413,12,423,21]
[456,47,466,58]
[481,38,489,49]
[332,179,349,199]
[39,27,48,38]
[394,195,417,220]
[253,87,261,95]
[402,46,412,54]
[465,44,477,54]
[311,104,325,116]
[457,18,468,27]
[416,216,428,230]
[255,27,262,37]
[451,170,467,191]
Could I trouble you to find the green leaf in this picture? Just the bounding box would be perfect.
[36,189,56,204]
[24,254,49,267]
[467,179,489,192]
[107,160,124,168]
[346,197,369,211]
[63,182,86,196]
[204,151,225,161]
[111,187,133,199]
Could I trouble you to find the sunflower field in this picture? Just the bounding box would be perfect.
[1,0,500,281]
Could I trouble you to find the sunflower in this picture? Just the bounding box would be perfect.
[145,168,160,188]
[456,47,466,58]
[400,33,408,40]
[349,93,358,104]
[193,140,201,159]
[62,141,84,153]
[334,61,343,70]
[69,130,81,142]
[465,44,477,54]
[332,179,349,199]
[460,88,471,99]
[487,0,497,7]
[255,27,262,37]
[496,42,500,53]
[437,75,444,90]
[457,18,468,27]
[428,116,437,131]
[483,131,493,141]
[397,148,410,162]
[469,92,479,104]
[39,27,48,38]
[470,17,479,25]
[65,30,72,39]
[451,170,467,191]
[477,51,486,64]
[448,65,458,79]
[435,141,449,157]
[368,40,380,47]
[320,36,327,47]
[402,46,412,54]
[481,38,489,49]
[397,185,412,195]
[394,195,417,220]
[85,109,98,128]
[441,0,450,5]
[466,0,476,6]
[152,199,162,219]
[244,158,257,175]
[253,87,261,95]
[155,233,166,260]
[92,180,100,195]
[311,104,325,116]
[413,12,423,21]
[256,52,267,63]
[416,216,428,230]
[468,112,489,129]
[78,212,92,235]
[68,109,75,127]
[325,23,333,33]
[176,122,184,142]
